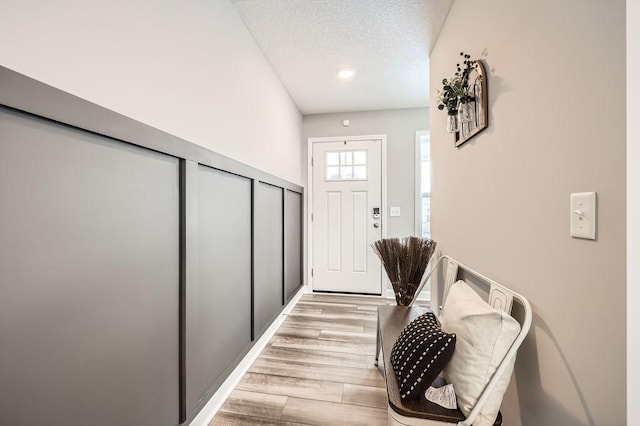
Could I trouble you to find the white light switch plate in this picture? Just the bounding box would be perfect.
[390,206,401,217]
[570,192,596,240]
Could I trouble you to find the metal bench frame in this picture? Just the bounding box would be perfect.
[375,255,532,426]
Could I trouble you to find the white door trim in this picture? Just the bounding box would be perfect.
[307,135,387,292]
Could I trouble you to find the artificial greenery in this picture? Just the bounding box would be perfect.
[437,52,475,114]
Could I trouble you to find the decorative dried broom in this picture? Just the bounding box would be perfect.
[372,236,437,305]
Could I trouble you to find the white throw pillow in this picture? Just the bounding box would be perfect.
[439,280,520,426]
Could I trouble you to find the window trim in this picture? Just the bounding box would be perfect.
[415,130,430,237]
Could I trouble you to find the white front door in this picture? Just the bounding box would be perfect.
[312,139,382,294]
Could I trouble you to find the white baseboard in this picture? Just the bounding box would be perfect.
[189,284,310,426]
[384,288,431,304]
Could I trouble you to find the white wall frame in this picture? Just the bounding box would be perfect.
[307,135,388,294]
[407,130,432,303]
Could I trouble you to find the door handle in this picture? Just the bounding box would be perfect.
[373,223,380,228]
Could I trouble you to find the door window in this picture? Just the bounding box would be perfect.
[325,150,367,181]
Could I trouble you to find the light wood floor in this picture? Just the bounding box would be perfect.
[211,293,390,426]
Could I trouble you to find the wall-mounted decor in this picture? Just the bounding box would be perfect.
[437,52,489,147]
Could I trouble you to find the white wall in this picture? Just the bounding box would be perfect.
[629,0,639,423]
[431,1,626,425]
[0,0,302,185]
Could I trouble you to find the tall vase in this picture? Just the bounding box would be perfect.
[446,112,459,133]
[458,101,473,124]
[391,281,419,306]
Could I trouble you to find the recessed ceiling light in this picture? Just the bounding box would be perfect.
[337,67,355,80]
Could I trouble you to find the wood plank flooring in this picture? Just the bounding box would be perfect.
[211,293,389,426]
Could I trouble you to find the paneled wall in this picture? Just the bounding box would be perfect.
[0,106,181,426]
[254,182,285,338]
[186,165,254,418]
[0,67,304,426]
[285,190,303,304]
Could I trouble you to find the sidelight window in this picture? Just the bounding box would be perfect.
[416,131,431,238]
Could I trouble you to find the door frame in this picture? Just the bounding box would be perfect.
[307,135,388,292]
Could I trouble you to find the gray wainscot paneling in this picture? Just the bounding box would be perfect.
[285,190,303,303]
[0,107,180,426]
[253,182,285,338]
[185,163,253,421]
[0,65,304,426]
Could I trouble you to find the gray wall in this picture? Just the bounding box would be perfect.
[254,183,285,338]
[0,67,304,425]
[285,190,303,303]
[430,1,626,425]
[628,1,639,422]
[186,165,253,418]
[0,107,180,426]
[302,108,428,293]
[303,107,428,239]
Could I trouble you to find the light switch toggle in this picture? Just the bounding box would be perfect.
[570,192,596,240]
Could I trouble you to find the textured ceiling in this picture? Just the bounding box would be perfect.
[231,0,453,114]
